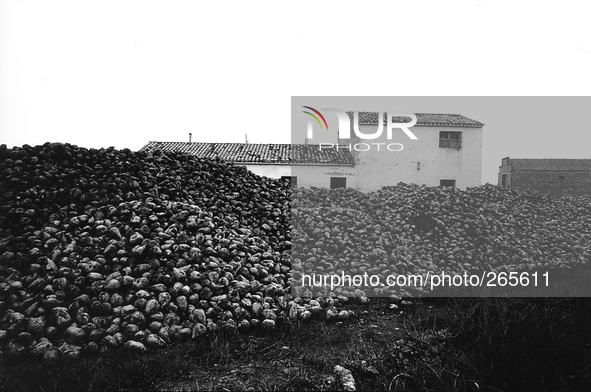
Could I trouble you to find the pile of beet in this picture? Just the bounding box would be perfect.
[1,142,590,361]
[0,143,312,360]
[292,183,591,296]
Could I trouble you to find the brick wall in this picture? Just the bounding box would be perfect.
[510,170,591,197]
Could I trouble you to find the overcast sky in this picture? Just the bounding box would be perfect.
[1,1,590,185]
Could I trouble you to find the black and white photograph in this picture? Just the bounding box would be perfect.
[1,1,590,391]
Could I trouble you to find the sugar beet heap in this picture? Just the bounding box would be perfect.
[1,142,591,360]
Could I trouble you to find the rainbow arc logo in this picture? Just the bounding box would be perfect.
[301,106,329,130]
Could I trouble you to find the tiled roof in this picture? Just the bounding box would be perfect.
[508,159,591,171]
[346,112,484,127]
[139,142,356,165]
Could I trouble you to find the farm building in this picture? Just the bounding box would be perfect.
[498,157,591,197]
[139,112,484,191]
[333,112,484,191]
[138,142,357,189]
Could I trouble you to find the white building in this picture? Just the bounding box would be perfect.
[139,112,483,191]
[335,112,484,191]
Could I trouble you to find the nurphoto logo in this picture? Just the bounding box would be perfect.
[302,107,418,152]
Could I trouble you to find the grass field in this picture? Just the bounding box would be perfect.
[2,297,590,392]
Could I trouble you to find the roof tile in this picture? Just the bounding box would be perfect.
[347,112,484,127]
[139,142,356,165]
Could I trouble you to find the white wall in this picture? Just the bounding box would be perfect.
[244,164,292,179]
[291,165,357,188]
[339,125,482,191]
[243,163,356,188]
[241,125,482,191]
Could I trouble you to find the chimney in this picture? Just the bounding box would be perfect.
[304,138,309,145]
[189,133,192,143]
[245,134,248,144]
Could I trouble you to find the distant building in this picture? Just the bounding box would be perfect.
[140,112,484,191]
[498,157,591,197]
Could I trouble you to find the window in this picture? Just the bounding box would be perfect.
[440,179,456,188]
[330,177,346,189]
[439,132,462,148]
[281,176,297,186]
[501,174,508,188]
